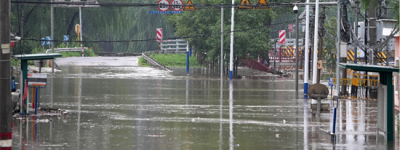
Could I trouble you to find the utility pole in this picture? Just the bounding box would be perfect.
[317,7,326,83]
[294,5,299,92]
[312,0,319,84]
[229,0,235,80]
[340,2,348,96]
[303,0,311,97]
[384,0,389,66]
[0,0,12,149]
[51,1,54,73]
[354,0,360,64]
[369,0,377,65]
[364,11,369,97]
[221,4,224,79]
[274,40,277,74]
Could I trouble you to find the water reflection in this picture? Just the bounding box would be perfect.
[10,64,400,149]
[219,78,223,150]
[229,81,234,150]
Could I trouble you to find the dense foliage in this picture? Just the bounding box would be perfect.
[150,54,202,67]
[165,0,276,64]
[11,0,175,54]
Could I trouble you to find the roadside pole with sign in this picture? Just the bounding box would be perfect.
[288,24,293,39]
[41,38,46,50]
[28,73,47,115]
[64,35,69,48]
[46,36,52,49]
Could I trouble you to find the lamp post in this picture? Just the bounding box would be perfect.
[294,4,299,93]
[274,39,277,74]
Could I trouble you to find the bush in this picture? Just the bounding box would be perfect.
[138,57,150,67]
[150,54,202,67]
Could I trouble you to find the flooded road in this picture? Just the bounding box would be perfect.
[12,57,400,149]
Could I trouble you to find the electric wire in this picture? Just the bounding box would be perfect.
[21,19,295,44]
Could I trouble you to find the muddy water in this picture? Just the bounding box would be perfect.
[11,57,399,149]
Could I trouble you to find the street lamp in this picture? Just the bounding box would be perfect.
[294,4,299,92]
[271,39,278,74]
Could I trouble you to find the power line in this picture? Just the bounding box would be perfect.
[11,1,336,8]
[21,20,295,44]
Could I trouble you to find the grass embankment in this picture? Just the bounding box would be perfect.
[139,57,151,67]
[140,54,202,67]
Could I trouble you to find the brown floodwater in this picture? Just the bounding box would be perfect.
[11,57,400,150]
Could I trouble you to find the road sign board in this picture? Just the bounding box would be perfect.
[288,24,293,32]
[41,38,46,46]
[64,35,69,42]
[357,47,365,58]
[46,36,52,45]
[238,0,252,9]
[254,0,270,9]
[183,0,196,11]
[158,0,170,11]
[329,77,333,86]
[279,30,285,44]
[171,0,183,11]
[28,73,47,88]
[157,28,163,42]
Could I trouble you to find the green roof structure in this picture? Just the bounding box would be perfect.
[14,53,62,60]
[340,63,399,141]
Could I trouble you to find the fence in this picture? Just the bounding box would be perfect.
[331,73,393,99]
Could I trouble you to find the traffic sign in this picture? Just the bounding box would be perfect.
[171,0,183,11]
[254,0,270,9]
[46,36,52,45]
[158,0,170,11]
[28,73,47,88]
[183,0,196,11]
[238,0,252,9]
[64,35,69,42]
[156,28,163,42]
[329,77,333,87]
[279,30,285,44]
[41,38,46,46]
[288,24,293,32]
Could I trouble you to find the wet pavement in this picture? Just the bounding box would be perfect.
[12,57,400,149]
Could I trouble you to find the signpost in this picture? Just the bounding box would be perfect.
[279,30,286,44]
[183,0,196,11]
[46,36,52,49]
[64,35,69,42]
[28,73,47,115]
[41,38,46,46]
[156,28,163,43]
[158,0,170,11]
[171,0,183,11]
[64,35,69,48]
[288,24,293,32]
[46,36,52,45]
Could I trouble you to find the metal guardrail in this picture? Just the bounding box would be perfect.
[45,47,88,54]
[142,52,172,71]
[332,73,385,99]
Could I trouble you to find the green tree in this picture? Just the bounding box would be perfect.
[166,0,275,75]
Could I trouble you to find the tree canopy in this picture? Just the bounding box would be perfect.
[166,0,277,63]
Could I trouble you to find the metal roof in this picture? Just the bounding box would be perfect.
[14,53,62,60]
[339,63,399,73]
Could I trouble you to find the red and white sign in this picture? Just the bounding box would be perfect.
[156,28,163,42]
[158,0,170,11]
[171,0,183,11]
[279,30,286,44]
[288,24,293,32]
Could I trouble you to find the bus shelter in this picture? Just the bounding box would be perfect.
[340,63,398,141]
[14,53,62,115]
